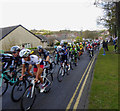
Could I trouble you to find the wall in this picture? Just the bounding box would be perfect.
[0,26,43,51]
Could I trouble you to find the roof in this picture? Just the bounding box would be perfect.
[37,34,48,42]
[0,24,42,41]
[0,25,20,40]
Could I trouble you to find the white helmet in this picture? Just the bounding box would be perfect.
[10,46,20,52]
[57,46,62,51]
[19,49,31,57]
[57,46,62,49]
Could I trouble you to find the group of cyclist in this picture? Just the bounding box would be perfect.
[53,40,100,66]
[1,45,53,92]
[1,40,101,93]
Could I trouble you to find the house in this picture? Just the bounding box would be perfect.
[37,34,48,47]
[0,25,48,51]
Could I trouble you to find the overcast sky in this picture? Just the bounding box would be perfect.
[0,0,105,31]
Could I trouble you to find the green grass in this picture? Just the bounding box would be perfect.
[88,45,118,109]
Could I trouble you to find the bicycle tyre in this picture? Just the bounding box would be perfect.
[21,85,36,111]
[44,73,53,93]
[50,62,56,74]
[66,67,70,75]
[11,80,26,102]
[57,67,64,82]
[0,78,8,96]
[70,62,74,70]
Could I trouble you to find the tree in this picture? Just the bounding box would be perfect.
[95,0,120,53]
[82,30,99,39]
[75,36,83,42]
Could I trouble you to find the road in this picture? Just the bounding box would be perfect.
[2,50,98,110]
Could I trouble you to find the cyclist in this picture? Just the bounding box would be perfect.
[59,43,70,70]
[1,53,13,72]
[19,49,46,92]
[76,43,80,59]
[70,45,78,66]
[10,46,22,72]
[37,46,52,70]
[88,43,94,57]
[1,46,21,72]
[79,43,84,55]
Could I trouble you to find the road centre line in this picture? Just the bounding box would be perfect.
[73,55,96,110]
[66,56,95,111]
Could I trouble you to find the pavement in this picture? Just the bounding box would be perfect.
[1,50,98,110]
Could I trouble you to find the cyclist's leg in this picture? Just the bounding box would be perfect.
[46,56,52,69]
[34,63,44,84]
[27,64,33,76]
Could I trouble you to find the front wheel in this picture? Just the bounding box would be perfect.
[43,74,53,93]
[70,62,74,70]
[0,78,8,96]
[11,80,26,102]
[21,85,36,111]
[57,67,64,82]
[50,62,56,74]
[66,66,70,75]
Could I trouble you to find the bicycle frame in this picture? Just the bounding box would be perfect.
[0,70,18,86]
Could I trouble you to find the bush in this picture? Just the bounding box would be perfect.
[28,47,37,50]
[55,42,60,46]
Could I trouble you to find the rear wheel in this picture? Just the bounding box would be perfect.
[21,85,36,111]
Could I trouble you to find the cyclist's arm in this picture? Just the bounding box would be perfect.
[21,64,25,77]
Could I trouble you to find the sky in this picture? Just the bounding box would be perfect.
[0,0,105,31]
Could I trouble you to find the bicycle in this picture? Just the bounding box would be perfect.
[0,68,21,96]
[21,62,53,111]
[57,60,70,82]
[89,48,94,59]
[11,61,54,102]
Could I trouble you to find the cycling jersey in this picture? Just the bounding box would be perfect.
[38,49,49,60]
[0,53,21,71]
[22,55,40,65]
[22,55,44,72]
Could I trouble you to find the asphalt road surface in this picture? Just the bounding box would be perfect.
[2,50,98,110]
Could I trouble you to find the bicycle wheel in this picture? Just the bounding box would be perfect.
[66,66,70,75]
[70,62,74,70]
[11,80,26,102]
[50,62,56,74]
[0,78,8,96]
[44,72,53,93]
[54,56,57,65]
[57,67,64,82]
[21,85,36,111]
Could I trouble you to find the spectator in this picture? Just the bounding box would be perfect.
[22,44,25,49]
[105,40,109,51]
[114,40,117,52]
[103,40,106,55]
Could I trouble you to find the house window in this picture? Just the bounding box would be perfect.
[21,43,31,48]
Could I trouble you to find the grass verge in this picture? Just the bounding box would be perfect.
[88,45,118,109]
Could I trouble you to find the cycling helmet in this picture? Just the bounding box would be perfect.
[54,46,57,49]
[10,46,20,52]
[60,42,64,46]
[57,46,62,51]
[37,45,43,50]
[19,49,31,57]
